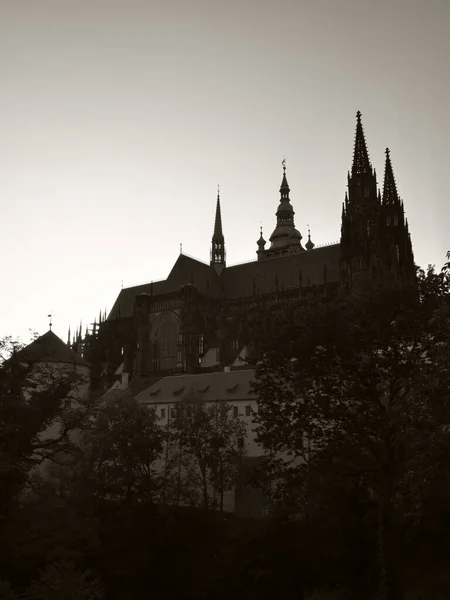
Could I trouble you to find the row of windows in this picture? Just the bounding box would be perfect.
[158,404,253,419]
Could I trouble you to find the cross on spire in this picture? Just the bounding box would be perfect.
[48,313,53,330]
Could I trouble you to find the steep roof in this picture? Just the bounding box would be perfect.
[106,244,340,322]
[222,243,340,298]
[16,330,90,367]
[160,253,221,296]
[135,369,256,405]
[107,280,166,321]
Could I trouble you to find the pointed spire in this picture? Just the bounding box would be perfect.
[382,148,400,204]
[211,185,226,268]
[280,158,290,199]
[213,185,223,237]
[67,325,71,347]
[352,111,372,176]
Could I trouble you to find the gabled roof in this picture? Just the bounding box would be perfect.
[107,280,166,321]
[16,330,90,367]
[134,369,256,405]
[160,253,221,296]
[222,243,340,298]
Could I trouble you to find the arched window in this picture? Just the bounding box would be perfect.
[151,314,178,372]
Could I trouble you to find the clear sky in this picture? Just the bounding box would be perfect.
[1,0,449,344]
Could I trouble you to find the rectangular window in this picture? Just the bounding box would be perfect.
[245,405,251,417]
[233,406,238,417]
[161,408,166,419]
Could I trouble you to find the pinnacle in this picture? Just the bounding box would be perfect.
[352,111,372,176]
[213,190,223,238]
[382,147,400,204]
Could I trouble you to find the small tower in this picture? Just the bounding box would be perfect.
[340,111,380,290]
[266,161,304,257]
[256,226,266,260]
[305,227,315,251]
[210,186,226,274]
[379,148,415,280]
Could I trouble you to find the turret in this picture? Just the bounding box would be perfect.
[305,228,315,251]
[266,161,304,257]
[256,226,266,260]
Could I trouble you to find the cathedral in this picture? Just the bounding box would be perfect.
[71,112,415,392]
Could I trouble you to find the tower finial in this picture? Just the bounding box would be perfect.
[305,224,315,251]
[282,158,286,173]
[48,313,53,331]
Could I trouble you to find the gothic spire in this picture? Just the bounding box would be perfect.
[213,186,223,238]
[382,148,400,204]
[352,110,372,176]
[211,186,225,269]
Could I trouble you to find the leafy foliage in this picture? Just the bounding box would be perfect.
[253,255,450,598]
[167,396,247,510]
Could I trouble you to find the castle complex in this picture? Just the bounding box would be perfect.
[70,112,416,392]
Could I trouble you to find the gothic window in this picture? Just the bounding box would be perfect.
[357,182,362,197]
[396,245,400,262]
[364,186,370,198]
[151,314,178,372]
[394,215,399,226]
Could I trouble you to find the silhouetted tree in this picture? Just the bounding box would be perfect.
[75,394,165,506]
[253,254,450,600]
[167,396,246,511]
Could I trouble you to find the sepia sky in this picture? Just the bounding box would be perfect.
[1,0,449,344]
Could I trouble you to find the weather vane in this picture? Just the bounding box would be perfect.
[48,313,53,330]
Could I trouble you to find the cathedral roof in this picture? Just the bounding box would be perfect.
[107,280,166,320]
[222,243,340,298]
[160,253,221,296]
[16,330,90,367]
[134,369,256,405]
[106,243,340,322]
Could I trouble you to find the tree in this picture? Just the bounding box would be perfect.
[26,560,104,600]
[253,254,450,599]
[167,396,247,511]
[76,394,165,505]
[0,340,97,517]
